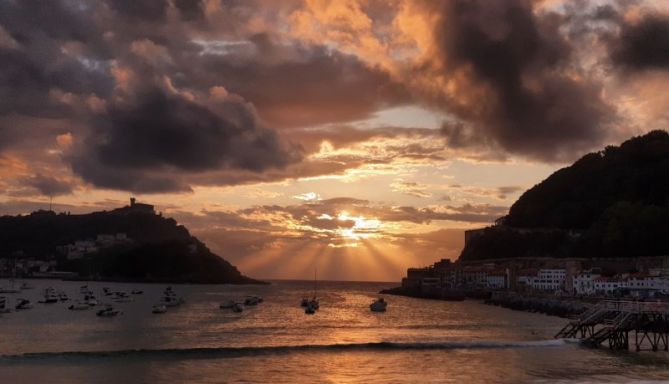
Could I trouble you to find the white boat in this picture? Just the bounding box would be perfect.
[0,297,11,313]
[39,289,59,304]
[152,305,167,314]
[370,298,387,312]
[96,305,121,317]
[84,295,99,306]
[68,301,90,310]
[15,298,32,310]
[232,303,244,313]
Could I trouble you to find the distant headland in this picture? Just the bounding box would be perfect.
[388,130,669,308]
[0,198,265,284]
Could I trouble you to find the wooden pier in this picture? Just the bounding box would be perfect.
[555,300,669,351]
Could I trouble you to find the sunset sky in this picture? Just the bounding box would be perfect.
[1,0,668,281]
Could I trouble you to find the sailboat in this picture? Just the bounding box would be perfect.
[305,269,319,314]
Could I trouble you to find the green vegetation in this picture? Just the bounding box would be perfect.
[460,130,669,261]
[0,208,262,284]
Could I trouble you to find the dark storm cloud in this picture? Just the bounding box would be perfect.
[433,0,612,161]
[69,89,301,192]
[181,34,410,128]
[610,15,669,71]
[23,174,73,197]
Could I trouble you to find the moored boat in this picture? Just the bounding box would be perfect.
[370,298,387,312]
[96,305,121,317]
[15,298,33,310]
[152,304,167,314]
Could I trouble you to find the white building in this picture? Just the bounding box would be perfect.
[517,269,566,292]
[572,270,601,295]
[486,272,507,289]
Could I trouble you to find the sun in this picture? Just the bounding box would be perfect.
[336,211,381,240]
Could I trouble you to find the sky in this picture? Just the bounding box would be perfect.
[1,0,669,281]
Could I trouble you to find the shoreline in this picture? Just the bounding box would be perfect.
[380,286,590,318]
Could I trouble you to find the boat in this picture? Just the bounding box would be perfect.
[84,295,99,306]
[15,298,33,310]
[219,300,236,309]
[68,301,90,310]
[370,298,387,312]
[39,288,59,304]
[102,288,113,296]
[304,269,320,314]
[244,296,261,306]
[96,305,121,317]
[58,291,69,301]
[80,285,92,295]
[232,303,244,313]
[0,297,11,313]
[152,305,167,314]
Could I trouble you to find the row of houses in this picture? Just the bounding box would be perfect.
[57,233,132,260]
[401,259,669,298]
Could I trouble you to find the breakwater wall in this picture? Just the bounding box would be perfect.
[485,294,590,318]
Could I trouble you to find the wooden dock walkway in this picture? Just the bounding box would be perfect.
[555,300,669,351]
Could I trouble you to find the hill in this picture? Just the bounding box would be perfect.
[0,201,263,284]
[460,130,669,261]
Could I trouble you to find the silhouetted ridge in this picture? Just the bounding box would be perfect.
[460,130,669,261]
[0,202,262,284]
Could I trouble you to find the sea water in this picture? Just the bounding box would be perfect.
[0,279,668,383]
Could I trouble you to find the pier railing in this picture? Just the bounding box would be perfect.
[556,299,669,352]
[600,300,669,314]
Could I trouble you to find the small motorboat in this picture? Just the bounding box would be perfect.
[152,305,167,314]
[84,295,99,306]
[96,305,121,317]
[131,290,143,295]
[244,296,261,306]
[80,285,92,295]
[232,303,244,313]
[370,298,387,312]
[68,301,90,310]
[15,298,33,310]
[0,297,11,313]
[219,300,236,309]
[39,289,59,304]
